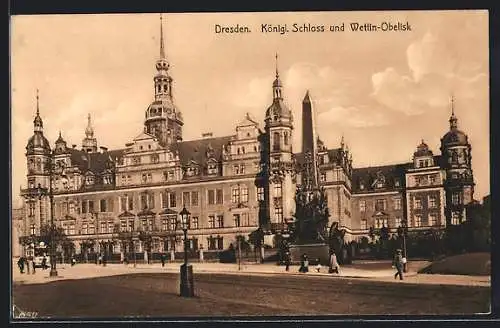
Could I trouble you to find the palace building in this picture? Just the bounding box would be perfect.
[18,17,475,260]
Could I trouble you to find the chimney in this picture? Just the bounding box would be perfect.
[100,146,108,153]
[202,132,213,139]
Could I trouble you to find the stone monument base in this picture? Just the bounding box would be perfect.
[289,243,329,265]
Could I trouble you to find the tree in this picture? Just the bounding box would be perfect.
[39,223,72,263]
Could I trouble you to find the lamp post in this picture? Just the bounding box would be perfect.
[401,220,408,273]
[179,206,194,297]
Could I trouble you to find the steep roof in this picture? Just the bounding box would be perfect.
[68,148,126,174]
[171,135,233,166]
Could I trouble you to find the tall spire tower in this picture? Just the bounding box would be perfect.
[145,13,184,145]
[82,113,98,153]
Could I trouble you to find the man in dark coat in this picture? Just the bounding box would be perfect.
[393,249,404,280]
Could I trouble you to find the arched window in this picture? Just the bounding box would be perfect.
[163,84,168,93]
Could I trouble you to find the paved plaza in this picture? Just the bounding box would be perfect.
[12,260,491,287]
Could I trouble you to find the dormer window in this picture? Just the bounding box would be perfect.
[207,162,218,175]
[85,175,94,185]
[186,166,198,177]
[376,181,384,188]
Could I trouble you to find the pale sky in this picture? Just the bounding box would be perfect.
[11,11,489,208]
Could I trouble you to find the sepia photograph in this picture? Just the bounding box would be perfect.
[10,10,490,319]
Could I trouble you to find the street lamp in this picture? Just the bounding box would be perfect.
[401,220,408,273]
[179,206,194,297]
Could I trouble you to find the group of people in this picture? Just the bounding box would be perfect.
[283,249,341,274]
[16,255,48,274]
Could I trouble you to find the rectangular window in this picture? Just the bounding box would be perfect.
[162,219,168,231]
[241,186,249,203]
[182,192,190,207]
[452,193,460,205]
[168,171,174,181]
[233,165,240,175]
[141,194,148,210]
[393,197,402,210]
[88,224,95,234]
[191,217,199,229]
[395,216,402,227]
[361,219,367,230]
[208,215,215,228]
[217,237,224,250]
[320,172,326,182]
[100,199,107,212]
[191,191,199,206]
[428,214,437,226]
[375,199,386,211]
[88,200,95,213]
[414,198,422,209]
[217,215,224,228]
[233,214,240,227]
[359,200,366,212]
[428,195,437,208]
[430,175,437,184]
[28,202,35,216]
[274,207,283,223]
[120,221,127,232]
[141,219,147,231]
[257,187,265,201]
[414,215,422,227]
[232,188,240,204]
[241,213,250,226]
[128,196,134,211]
[208,190,215,205]
[100,221,106,233]
[169,218,176,231]
[274,184,282,198]
[120,196,127,212]
[128,221,134,232]
[169,192,177,208]
[161,192,168,208]
[216,189,223,204]
[240,164,245,175]
[451,212,461,225]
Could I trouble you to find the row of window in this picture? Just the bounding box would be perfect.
[62,212,254,235]
[360,213,441,229]
[359,198,402,212]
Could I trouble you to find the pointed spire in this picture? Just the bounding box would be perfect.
[303,90,311,103]
[340,134,345,149]
[36,89,40,116]
[275,52,279,78]
[33,88,44,132]
[85,113,94,138]
[160,14,165,59]
[449,94,458,130]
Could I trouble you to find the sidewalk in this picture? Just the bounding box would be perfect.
[12,261,491,287]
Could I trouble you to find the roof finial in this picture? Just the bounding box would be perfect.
[451,93,455,116]
[160,14,165,59]
[36,89,40,116]
[275,52,279,78]
[449,94,458,130]
[340,134,345,149]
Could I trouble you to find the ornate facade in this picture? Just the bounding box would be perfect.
[18,18,475,259]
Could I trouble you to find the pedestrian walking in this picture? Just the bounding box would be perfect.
[393,249,404,280]
[71,256,76,266]
[26,257,31,274]
[284,251,291,271]
[31,257,36,274]
[299,254,309,273]
[329,250,340,274]
[199,245,204,263]
[17,257,25,274]
[315,258,322,273]
[98,254,102,265]
[160,253,166,267]
[41,256,47,270]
